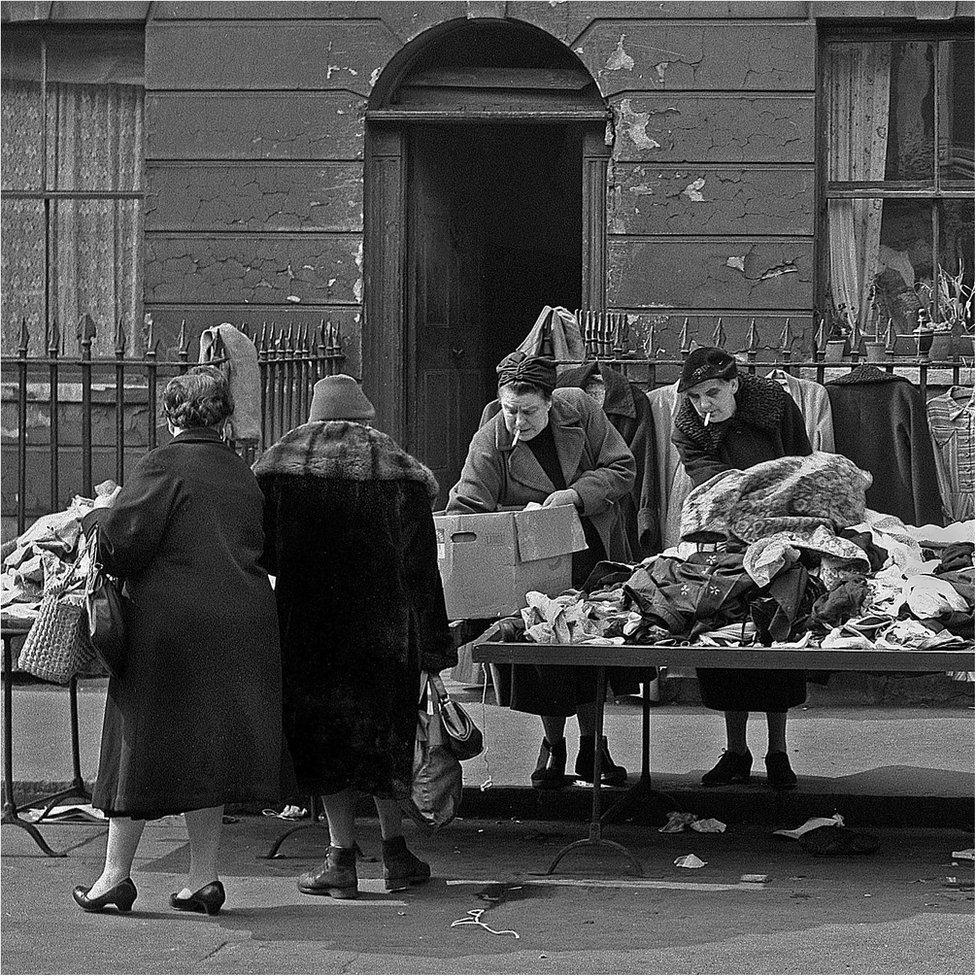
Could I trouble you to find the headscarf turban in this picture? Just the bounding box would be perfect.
[496,352,557,395]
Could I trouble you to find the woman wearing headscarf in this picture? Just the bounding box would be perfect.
[448,353,636,789]
[73,366,284,916]
[255,375,455,900]
[671,347,812,790]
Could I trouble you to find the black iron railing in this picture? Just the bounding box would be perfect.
[573,310,974,399]
[4,314,345,535]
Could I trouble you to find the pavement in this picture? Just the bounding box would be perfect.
[3,674,974,828]
[2,815,973,975]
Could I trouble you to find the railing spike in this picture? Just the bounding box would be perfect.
[815,313,826,351]
[143,312,155,353]
[239,320,250,340]
[49,318,60,355]
[177,319,188,354]
[779,317,792,352]
[115,316,127,356]
[712,316,725,349]
[884,316,895,350]
[77,313,97,345]
[746,317,759,353]
[679,317,691,354]
[18,317,30,354]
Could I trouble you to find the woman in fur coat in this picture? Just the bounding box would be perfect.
[672,347,812,792]
[255,375,456,900]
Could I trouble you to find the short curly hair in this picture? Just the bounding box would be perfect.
[162,365,234,430]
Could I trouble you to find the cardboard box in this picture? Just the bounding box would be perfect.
[434,505,588,619]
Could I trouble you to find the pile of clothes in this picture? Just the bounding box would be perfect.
[0,497,95,626]
[510,453,974,665]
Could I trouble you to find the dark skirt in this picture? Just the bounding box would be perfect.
[696,667,806,712]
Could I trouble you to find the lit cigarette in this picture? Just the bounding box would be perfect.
[704,412,712,427]
[513,429,520,446]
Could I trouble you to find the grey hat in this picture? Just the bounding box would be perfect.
[308,374,375,422]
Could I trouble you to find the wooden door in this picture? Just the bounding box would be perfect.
[407,129,489,506]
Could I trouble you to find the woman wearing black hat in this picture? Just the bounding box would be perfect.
[255,375,456,898]
[448,353,636,789]
[672,347,812,790]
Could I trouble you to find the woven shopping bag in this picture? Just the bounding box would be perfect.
[17,556,95,684]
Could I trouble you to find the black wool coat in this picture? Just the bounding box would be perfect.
[671,375,812,713]
[255,422,456,797]
[826,365,943,527]
[555,362,660,557]
[82,428,285,817]
[672,373,813,488]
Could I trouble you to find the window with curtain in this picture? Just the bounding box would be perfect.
[823,32,974,339]
[1,27,145,356]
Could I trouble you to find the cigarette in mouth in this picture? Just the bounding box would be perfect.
[513,429,520,446]
[704,412,712,427]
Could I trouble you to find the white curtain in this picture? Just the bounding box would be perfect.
[827,43,892,333]
[48,81,144,356]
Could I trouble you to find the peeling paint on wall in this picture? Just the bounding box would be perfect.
[726,256,746,272]
[654,62,669,83]
[682,178,706,202]
[605,34,635,72]
[617,98,661,151]
[759,263,798,280]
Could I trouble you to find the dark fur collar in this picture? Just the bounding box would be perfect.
[826,364,908,386]
[673,372,786,447]
[254,421,439,501]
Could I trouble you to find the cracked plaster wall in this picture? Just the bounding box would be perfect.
[610,166,815,236]
[146,164,364,233]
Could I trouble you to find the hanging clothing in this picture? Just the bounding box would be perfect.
[825,365,943,528]
[927,386,975,523]
[647,382,694,551]
[555,361,660,556]
[199,323,262,445]
[767,369,836,452]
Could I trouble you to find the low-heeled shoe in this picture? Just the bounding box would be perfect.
[169,881,226,915]
[72,878,137,914]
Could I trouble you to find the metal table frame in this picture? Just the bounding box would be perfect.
[473,639,975,877]
[2,623,96,857]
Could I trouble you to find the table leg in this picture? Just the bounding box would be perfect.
[601,669,676,826]
[547,666,643,877]
[2,634,66,857]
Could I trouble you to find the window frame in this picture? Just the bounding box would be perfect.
[1,24,146,349]
[816,21,975,327]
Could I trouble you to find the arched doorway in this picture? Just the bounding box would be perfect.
[364,18,609,504]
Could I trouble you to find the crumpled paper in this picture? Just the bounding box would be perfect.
[774,814,844,839]
[659,812,727,834]
[674,854,707,869]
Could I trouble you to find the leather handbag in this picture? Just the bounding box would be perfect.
[395,674,464,830]
[427,672,483,761]
[82,528,128,679]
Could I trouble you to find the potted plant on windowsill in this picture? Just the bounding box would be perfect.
[936,264,975,360]
[824,304,852,362]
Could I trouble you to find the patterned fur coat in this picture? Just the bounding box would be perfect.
[254,421,456,796]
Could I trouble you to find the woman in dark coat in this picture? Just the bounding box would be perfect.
[448,352,637,790]
[672,347,812,791]
[74,366,284,916]
[255,375,456,900]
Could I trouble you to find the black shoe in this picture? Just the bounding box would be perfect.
[530,738,567,790]
[298,845,358,899]
[575,735,628,787]
[72,878,137,914]
[702,749,753,786]
[765,751,798,791]
[169,881,226,915]
[382,836,431,892]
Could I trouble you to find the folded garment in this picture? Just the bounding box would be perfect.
[902,521,975,546]
[743,538,799,588]
[897,575,970,619]
[877,618,970,649]
[681,452,871,545]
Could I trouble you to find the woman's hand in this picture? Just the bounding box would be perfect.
[542,488,580,509]
[92,486,122,510]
